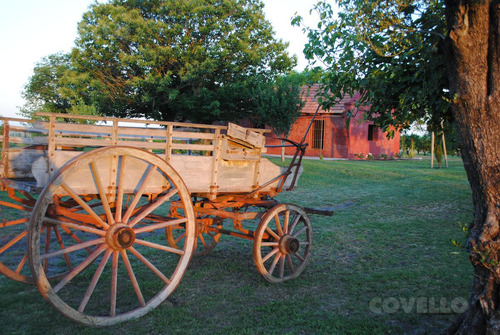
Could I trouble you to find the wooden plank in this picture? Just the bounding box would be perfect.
[220,136,261,161]
[54,122,113,135]
[35,112,226,131]
[54,137,113,147]
[227,123,265,148]
[171,131,215,140]
[171,143,214,152]
[32,151,170,194]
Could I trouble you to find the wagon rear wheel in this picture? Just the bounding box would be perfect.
[0,190,37,283]
[167,205,222,256]
[253,204,312,283]
[28,146,195,326]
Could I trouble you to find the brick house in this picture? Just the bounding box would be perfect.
[264,85,401,159]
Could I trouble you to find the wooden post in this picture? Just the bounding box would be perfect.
[209,129,222,200]
[112,120,118,145]
[48,115,56,177]
[431,132,435,169]
[281,139,285,162]
[442,133,449,168]
[2,121,10,179]
[165,125,173,163]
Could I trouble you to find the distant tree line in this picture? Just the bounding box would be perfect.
[401,128,460,157]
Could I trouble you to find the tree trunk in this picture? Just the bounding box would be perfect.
[445,1,500,334]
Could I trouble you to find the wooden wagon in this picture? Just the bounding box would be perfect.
[0,112,313,326]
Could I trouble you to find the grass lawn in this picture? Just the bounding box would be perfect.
[0,157,473,334]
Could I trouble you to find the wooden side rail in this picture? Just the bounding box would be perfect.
[0,113,276,198]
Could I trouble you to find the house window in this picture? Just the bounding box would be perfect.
[312,119,325,149]
[368,124,378,141]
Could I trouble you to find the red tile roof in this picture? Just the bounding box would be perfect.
[301,84,354,115]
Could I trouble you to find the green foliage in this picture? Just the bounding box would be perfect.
[69,0,295,122]
[250,73,306,137]
[293,0,452,135]
[401,128,460,157]
[21,0,297,124]
[20,53,73,118]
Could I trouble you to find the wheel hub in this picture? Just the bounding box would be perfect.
[106,223,136,250]
[279,234,300,254]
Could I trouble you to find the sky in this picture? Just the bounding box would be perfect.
[0,0,322,119]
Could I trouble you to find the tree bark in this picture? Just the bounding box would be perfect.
[444,1,500,334]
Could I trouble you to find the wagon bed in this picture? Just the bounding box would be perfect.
[1,112,298,197]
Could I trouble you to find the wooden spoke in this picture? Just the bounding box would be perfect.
[289,214,301,234]
[59,225,94,254]
[260,242,279,247]
[0,217,29,228]
[122,165,157,223]
[43,217,106,236]
[292,251,305,262]
[292,225,308,239]
[286,254,294,273]
[283,210,290,235]
[128,188,178,228]
[61,183,109,229]
[115,156,126,223]
[53,226,73,271]
[15,253,28,274]
[265,226,280,241]
[134,238,184,255]
[268,253,281,276]
[0,229,27,254]
[128,247,171,284]
[262,247,279,263]
[120,250,145,307]
[41,237,105,260]
[274,214,284,236]
[279,255,285,279]
[53,244,107,293]
[198,233,208,248]
[110,251,119,317]
[133,218,187,234]
[90,161,115,225]
[78,249,113,313]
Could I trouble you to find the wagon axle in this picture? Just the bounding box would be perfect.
[106,224,136,250]
[279,235,300,254]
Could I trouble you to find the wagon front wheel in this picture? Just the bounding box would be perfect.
[28,147,195,326]
[253,204,312,283]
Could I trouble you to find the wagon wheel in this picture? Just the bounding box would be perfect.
[0,190,37,283]
[193,216,223,256]
[0,191,95,284]
[166,212,222,257]
[253,204,312,283]
[28,146,195,326]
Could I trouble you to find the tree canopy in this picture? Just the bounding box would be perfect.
[293,0,450,135]
[299,1,500,333]
[22,0,299,124]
